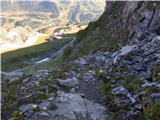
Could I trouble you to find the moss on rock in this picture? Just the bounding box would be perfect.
[144,103,160,120]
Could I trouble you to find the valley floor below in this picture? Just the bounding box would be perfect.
[1,37,74,73]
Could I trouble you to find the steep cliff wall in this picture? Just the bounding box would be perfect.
[65,1,160,60]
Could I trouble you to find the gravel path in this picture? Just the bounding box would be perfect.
[77,78,105,105]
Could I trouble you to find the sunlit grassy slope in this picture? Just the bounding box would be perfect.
[35,34,49,44]
[0,34,50,54]
[1,38,71,72]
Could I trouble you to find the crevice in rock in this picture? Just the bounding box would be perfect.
[147,6,156,29]
[134,1,144,13]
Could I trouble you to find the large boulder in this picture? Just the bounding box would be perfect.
[113,45,137,64]
[31,92,108,120]
[1,71,23,84]
[58,77,79,87]
[144,93,160,105]
[112,86,136,104]
[75,57,87,65]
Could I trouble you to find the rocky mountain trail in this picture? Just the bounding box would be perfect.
[2,1,160,120]
[2,31,160,119]
[2,68,109,120]
[63,30,160,119]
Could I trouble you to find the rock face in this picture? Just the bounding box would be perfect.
[112,86,136,104]
[58,77,78,87]
[1,69,108,120]
[30,92,108,120]
[70,32,160,119]
[68,1,160,60]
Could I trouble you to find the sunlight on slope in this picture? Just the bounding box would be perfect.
[0,34,49,54]
[35,34,49,44]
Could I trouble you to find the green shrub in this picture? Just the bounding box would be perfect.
[27,92,48,103]
[153,65,160,82]
[107,38,120,52]
[37,92,48,100]
[100,82,115,112]
[106,92,114,104]
[144,103,160,120]
[124,76,142,93]
[2,103,11,112]
[2,79,22,113]
[79,71,85,78]
[33,107,41,112]
[51,69,67,79]
[99,83,110,92]
[13,111,25,120]
[108,113,118,120]
[112,66,127,73]
[39,79,48,87]
[145,87,160,94]
[96,71,110,82]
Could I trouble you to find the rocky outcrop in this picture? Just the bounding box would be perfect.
[66,1,160,60]
[69,32,160,119]
[58,77,78,88]
[1,69,108,120]
[3,31,159,119]
[29,92,108,120]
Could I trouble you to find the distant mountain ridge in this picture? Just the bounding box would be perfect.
[1,0,105,28]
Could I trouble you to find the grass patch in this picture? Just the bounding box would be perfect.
[108,113,118,120]
[145,87,160,94]
[39,78,57,93]
[153,65,160,82]
[2,79,22,111]
[13,111,25,120]
[79,71,86,78]
[50,61,73,79]
[39,79,48,87]
[22,56,64,75]
[99,82,115,111]
[63,46,72,59]
[35,34,49,44]
[100,82,115,105]
[124,76,142,93]
[1,77,25,119]
[26,92,48,104]
[2,38,71,72]
[32,106,41,113]
[144,103,160,120]
[37,92,48,100]
[112,66,127,73]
